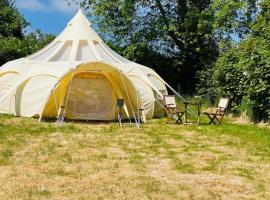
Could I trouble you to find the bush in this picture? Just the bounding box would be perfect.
[198,0,270,122]
[214,47,244,115]
[240,38,270,121]
[0,31,55,66]
[196,66,217,104]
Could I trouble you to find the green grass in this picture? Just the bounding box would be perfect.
[0,148,13,165]
[0,114,269,199]
[185,122,270,156]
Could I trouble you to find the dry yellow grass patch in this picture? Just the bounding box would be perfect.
[0,116,270,199]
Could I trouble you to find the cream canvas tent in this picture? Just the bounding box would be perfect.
[0,10,168,121]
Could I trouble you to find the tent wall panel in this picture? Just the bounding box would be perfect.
[41,73,74,118]
[15,75,57,117]
[130,76,155,119]
[0,72,19,98]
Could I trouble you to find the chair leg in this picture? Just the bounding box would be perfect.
[217,115,224,124]
[167,114,172,124]
[213,116,219,125]
[206,113,225,125]
[209,117,216,125]
[206,114,216,125]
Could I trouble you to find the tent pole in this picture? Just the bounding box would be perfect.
[118,70,140,128]
[164,82,198,118]
[53,88,59,114]
[61,72,75,123]
[146,74,198,118]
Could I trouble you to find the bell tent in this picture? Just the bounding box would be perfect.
[0,10,169,121]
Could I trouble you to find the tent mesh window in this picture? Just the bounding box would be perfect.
[29,41,61,61]
[76,40,97,61]
[49,41,73,62]
[93,41,117,63]
[67,73,113,120]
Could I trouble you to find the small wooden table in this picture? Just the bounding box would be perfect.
[182,101,202,125]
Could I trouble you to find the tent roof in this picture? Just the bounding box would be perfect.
[0,9,163,84]
[58,9,102,42]
[24,9,131,64]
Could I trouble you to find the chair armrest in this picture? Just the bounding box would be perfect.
[216,107,226,114]
[165,104,175,108]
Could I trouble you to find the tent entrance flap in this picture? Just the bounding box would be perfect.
[66,72,113,120]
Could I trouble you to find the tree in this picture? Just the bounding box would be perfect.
[0,0,55,66]
[0,31,55,66]
[0,0,28,38]
[72,0,258,94]
[211,0,270,122]
[240,0,270,121]
[212,0,258,49]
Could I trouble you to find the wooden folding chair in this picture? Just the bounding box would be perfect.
[204,97,230,125]
[163,95,185,124]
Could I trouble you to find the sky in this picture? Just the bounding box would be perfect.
[15,0,83,35]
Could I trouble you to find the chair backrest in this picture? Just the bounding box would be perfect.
[164,95,177,108]
[218,97,230,111]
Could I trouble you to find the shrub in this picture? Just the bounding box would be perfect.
[214,47,244,115]
[198,0,270,122]
[240,38,270,121]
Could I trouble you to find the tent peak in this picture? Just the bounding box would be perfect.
[56,7,102,41]
[68,8,92,26]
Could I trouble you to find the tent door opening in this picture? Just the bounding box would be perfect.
[66,72,113,120]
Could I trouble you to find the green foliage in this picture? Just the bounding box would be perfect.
[196,67,217,104]
[0,31,55,66]
[0,0,28,38]
[214,47,244,114]
[0,1,55,66]
[75,0,259,94]
[204,0,270,121]
[240,40,270,121]
[212,0,258,43]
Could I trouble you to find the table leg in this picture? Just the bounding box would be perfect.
[185,103,188,124]
[197,104,201,125]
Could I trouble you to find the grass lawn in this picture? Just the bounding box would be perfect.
[0,114,270,199]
